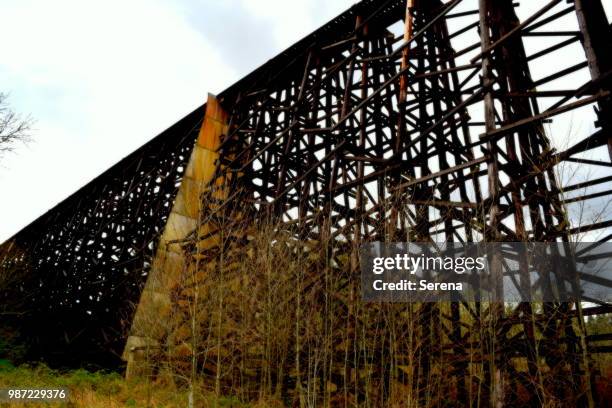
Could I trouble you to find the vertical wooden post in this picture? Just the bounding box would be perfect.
[392,0,414,238]
[478,0,505,406]
[398,0,414,103]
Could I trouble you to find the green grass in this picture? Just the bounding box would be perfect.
[0,363,281,407]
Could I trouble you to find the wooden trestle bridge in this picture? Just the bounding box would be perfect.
[1,0,611,406]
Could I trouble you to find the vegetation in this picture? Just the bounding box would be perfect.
[1,217,611,407]
[2,145,611,406]
[124,204,612,407]
[0,363,280,407]
[0,92,32,161]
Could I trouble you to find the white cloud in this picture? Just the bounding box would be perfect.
[239,0,353,45]
[0,0,609,241]
[0,0,236,240]
[0,0,357,241]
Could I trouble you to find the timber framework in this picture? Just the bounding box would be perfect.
[1,0,611,406]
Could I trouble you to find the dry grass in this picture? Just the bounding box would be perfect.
[131,210,611,407]
[0,363,282,407]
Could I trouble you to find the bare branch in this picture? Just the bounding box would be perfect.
[0,92,33,159]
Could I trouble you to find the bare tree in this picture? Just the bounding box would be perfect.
[0,92,32,160]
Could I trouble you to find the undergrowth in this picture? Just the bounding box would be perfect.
[0,363,267,407]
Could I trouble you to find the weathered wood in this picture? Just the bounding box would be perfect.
[2,0,610,405]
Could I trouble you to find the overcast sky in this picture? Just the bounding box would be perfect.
[0,1,610,242]
[0,0,355,241]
